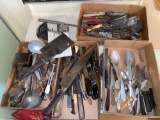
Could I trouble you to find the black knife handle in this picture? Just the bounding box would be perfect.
[85,79,93,96]
[140,93,146,115]
[142,91,152,112]
[71,98,76,114]
[92,84,98,100]
[105,88,110,111]
[112,66,118,81]
[149,88,156,109]
[40,91,46,100]
[42,91,65,116]
[67,85,72,96]
[105,70,108,88]
[147,91,153,111]
[104,48,108,88]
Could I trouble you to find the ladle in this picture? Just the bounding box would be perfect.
[28,41,45,54]
[28,41,45,86]
[110,50,126,102]
[21,75,42,108]
[21,41,44,108]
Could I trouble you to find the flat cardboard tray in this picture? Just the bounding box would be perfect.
[0,41,100,119]
[101,40,160,118]
[76,3,149,41]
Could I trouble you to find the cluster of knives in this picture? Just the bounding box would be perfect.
[81,11,143,40]
[101,48,156,115]
[7,33,100,119]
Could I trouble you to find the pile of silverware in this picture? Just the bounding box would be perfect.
[101,49,156,115]
[82,12,143,40]
[8,34,99,119]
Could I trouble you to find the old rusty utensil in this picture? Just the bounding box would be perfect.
[42,45,96,116]
[18,33,74,80]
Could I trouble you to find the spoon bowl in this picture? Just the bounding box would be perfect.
[125,50,135,67]
[110,50,126,102]
[28,41,45,54]
[110,50,120,65]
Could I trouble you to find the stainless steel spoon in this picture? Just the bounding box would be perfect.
[125,50,135,98]
[111,50,126,102]
[125,50,135,81]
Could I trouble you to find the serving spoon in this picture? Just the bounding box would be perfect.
[21,41,45,108]
[110,50,126,102]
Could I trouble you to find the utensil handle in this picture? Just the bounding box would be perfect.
[149,88,156,109]
[142,91,152,112]
[86,79,93,96]
[111,86,115,106]
[112,66,118,81]
[140,93,146,115]
[105,88,110,111]
[136,93,141,114]
[92,84,98,100]
[77,93,85,120]
[42,91,65,116]
[127,64,132,81]
[120,97,133,112]
[71,98,76,114]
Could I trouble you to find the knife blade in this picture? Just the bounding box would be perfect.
[75,74,85,120]
[42,45,96,116]
[104,48,111,111]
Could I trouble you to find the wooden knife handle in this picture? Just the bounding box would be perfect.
[120,97,133,112]
[111,86,115,106]
[105,88,110,111]
[77,93,85,120]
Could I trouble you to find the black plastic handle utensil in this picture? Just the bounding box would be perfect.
[42,91,65,116]
[92,84,98,100]
[142,91,152,112]
[140,92,146,115]
[105,88,110,111]
[149,88,156,109]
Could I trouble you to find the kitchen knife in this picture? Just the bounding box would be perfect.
[75,74,85,120]
[19,33,74,80]
[42,45,95,116]
[104,48,110,111]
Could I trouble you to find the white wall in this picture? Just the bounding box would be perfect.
[0,0,31,41]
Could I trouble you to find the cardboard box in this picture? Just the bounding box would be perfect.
[0,41,100,119]
[101,40,160,118]
[76,3,149,41]
[1,40,159,119]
